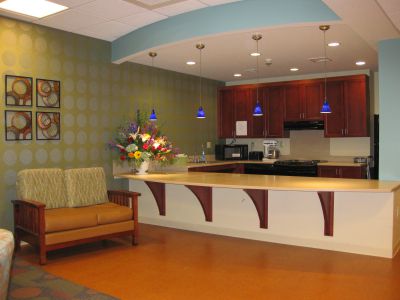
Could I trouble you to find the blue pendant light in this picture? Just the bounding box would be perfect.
[252,34,263,117]
[149,51,158,121]
[196,43,206,119]
[253,102,263,116]
[149,108,157,121]
[319,25,332,114]
[196,106,205,118]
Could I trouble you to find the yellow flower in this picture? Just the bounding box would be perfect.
[141,133,151,142]
[128,152,135,158]
[134,151,142,159]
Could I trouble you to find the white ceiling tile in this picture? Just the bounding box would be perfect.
[153,0,207,17]
[76,0,147,20]
[118,11,167,29]
[377,0,400,13]
[34,9,105,31]
[76,30,114,41]
[198,0,240,6]
[80,21,134,39]
[51,0,93,8]
[0,10,37,22]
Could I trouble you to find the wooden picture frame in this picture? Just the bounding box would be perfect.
[36,78,61,108]
[5,110,33,140]
[5,75,33,107]
[36,111,61,140]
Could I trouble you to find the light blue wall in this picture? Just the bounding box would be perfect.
[112,0,339,62]
[378,39,400,180]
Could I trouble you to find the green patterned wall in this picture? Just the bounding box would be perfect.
[0,16,223,230]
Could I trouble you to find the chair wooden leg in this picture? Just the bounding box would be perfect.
[14,230,21,252]
[132,234,137,246]
[39,247,47,265]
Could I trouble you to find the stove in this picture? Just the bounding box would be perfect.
[273,160,325,177]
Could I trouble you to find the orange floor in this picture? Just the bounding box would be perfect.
[18,224,400,300]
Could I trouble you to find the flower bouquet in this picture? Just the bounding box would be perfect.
[109,113,177,173]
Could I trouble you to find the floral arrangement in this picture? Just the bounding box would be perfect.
[109,112,177,168]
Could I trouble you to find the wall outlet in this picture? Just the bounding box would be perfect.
[206,141,212,149]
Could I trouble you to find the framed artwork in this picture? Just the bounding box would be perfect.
[36,111,60,140]
[5,75,33,107]
[36,78,60,108]
[5,110,32,141]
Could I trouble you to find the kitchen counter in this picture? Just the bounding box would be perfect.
[117,172,399,192]
[187,160,365,168]
[118,170,400,258]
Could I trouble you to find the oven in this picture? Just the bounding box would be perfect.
[273,160,319,177]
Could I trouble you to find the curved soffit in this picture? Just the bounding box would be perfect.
[111,0,340,63]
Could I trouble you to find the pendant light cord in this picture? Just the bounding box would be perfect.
[323,29,327,101]
[151,55,154,107]
[199,46,202,107]
[256,38,259,102]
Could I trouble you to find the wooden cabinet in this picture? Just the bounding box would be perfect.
[189,163,244,173]
[218,88,235,138]
[218,75,369,139]
[324,75,369,137]
[284,82,323,121]
[317,165,366,179]
[264,86,287,138]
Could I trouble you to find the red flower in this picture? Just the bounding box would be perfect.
[120,155,126,161]
[143,143,149,150]
[161,147,166,152]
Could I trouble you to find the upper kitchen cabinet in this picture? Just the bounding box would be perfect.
[218,88,235,138]
[324,75,369,137]
[284,82,323,121]
[263,86,287,138]
[218,86,253,138]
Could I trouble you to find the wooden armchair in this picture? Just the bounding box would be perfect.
[13,168,140,264]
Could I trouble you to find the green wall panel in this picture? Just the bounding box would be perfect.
[0,16,223,229]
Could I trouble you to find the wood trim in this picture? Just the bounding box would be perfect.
[317,191,334,236]
[218,75,368,91]
[243,189,268,229]
[145,181,166,216]
[185,185,212,222]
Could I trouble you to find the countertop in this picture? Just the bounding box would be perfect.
[117,172,400,193]
[186,160,366,168]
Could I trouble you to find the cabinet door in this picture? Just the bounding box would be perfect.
[324,81,345,137]
[344,79,368,137]
[218,89,235,138]
[304,83,323,121]
[250,87,266,138]
[234,88,252,137]
[265,86,285,137]
[317,166,340,178]
[284,85,302,121]
[340,166,365,179]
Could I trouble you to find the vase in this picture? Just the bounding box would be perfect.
[135,160,150,175]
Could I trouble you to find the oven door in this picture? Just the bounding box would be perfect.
[274,165,318,177]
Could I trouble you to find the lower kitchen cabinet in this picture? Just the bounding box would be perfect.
[317,165,366,179]
[189,163,244,173]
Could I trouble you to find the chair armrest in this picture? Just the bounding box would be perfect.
[107,190,140,207]
[12,199,45,236]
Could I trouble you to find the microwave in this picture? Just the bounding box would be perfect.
[215,144,248,160]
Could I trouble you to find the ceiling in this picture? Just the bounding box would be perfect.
[0,0,399,82]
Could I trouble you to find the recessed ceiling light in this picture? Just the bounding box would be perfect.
[233,73,242,77]
[328,42,340,47]
[355,61,366,66]
[0,0,68,18]
[250,52,261,57]
[290,67,299,72]
[186,61,196,65]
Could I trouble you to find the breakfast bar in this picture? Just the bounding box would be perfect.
[116,171,400,258]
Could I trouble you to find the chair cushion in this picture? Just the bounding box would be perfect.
[45,203,133,233]
[64,167,108,208]
[16,168,67,209]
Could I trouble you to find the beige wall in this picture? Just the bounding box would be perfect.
[229,130,370,161]
[0,16,223,229]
